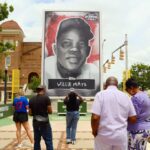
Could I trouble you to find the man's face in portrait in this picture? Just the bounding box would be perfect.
[54,28,90,73]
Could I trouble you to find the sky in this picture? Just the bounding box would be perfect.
[1,0,150,83]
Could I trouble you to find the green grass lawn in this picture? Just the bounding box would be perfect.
[0,113,91,127]
[0,116,13,127]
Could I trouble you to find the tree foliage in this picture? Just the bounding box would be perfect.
[28,76,41,92]
[0,2,14,80]
[0,2,14,21]
[118,82,123,90]
[0,41,15,53]
[0,2,14,53]
[130,63,150,90]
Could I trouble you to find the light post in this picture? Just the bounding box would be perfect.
[102,34,129,90]
[4,66,8,104]
[101,39,106,90]
[2,42,16,104]
[125,34,128,71]
[112,34,128,71]
[102,39,106,51]
[103,34,128,73]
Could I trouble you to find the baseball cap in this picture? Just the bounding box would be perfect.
[36,85,46,90]
[57,18,94,41]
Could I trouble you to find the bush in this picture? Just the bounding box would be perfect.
[28,76,41,92]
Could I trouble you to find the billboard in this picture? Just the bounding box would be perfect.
[42,11,100,97]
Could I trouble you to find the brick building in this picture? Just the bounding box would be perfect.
[0,20,42,103]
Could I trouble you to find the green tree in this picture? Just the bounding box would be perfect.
[0,2,14,54]
[0,41,15,53]
[130,63,150,90]
[0,2,14,79]
[0,2,14,22]
[118,82,123,91]
[28,76,41,92]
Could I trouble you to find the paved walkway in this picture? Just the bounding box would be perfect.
[1,116,150,150]
[0,115,94,150]
[1,99,150,150]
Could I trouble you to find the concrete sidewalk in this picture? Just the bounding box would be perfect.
[1,116,150,150]
[0,116,93,150]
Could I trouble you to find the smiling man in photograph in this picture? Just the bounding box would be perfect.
[45,17,99,96]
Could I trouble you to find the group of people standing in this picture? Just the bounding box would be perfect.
[91,77,150,150]
[12,76,150,150]
[13,85,53,150]
[12,85,82,150]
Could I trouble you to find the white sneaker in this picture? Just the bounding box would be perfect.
[72,140,76,144]
[15,143,22,148]
[66,139,71,144]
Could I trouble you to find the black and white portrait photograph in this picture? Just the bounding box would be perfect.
[43,11,100,97]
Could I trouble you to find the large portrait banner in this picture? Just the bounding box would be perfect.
[43,11,100,97]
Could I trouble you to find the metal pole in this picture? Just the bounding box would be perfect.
[102,39,106,51]
[125,34,128,83]
[101,39,106,90]
[112,43,125,54]
[4,67,8,104]
[125,34,128,71]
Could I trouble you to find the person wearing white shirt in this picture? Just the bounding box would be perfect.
[91,76,137,150]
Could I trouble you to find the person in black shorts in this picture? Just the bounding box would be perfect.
[64,91,83,144]
[29,85,53,150]
[13,89,34,148]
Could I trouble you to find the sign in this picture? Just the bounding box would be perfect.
[0,106,9,111]
[12,69,20,100]
[48,79,95,89]
[57,101,87,115]
[0,104,13,119]
[42,11,100,97]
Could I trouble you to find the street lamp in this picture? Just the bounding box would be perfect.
[101,39,106,89]
[102,39,106,51]
[4,66,8,104]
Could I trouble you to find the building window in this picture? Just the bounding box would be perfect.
[5,55,11,67]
